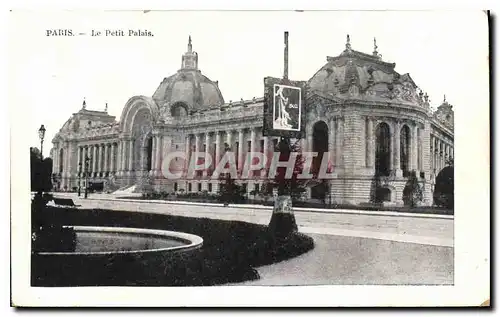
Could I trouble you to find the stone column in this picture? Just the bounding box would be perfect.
[250,128,256,178]
[77,146,81,174]
[445,143,449,166]
[307,125,314,153]
[328,118,335,167]
[195,133,200,177]
[128,138,134,173]
[151,135,157,174]
[237,129,244,172]
[434,138,438,172]
[92,145,97,174]
[412,125,418,172]
[440,140,444,171]
[99,144,104,174]
[110,143,115,172]
[394,121,401,176]
[204,133,210,176]
[185,134,191,171]
[104,144,109,172]
[226,130,233,151]
[430,136,433,171]
[215,131,221,167]
[366,117,374,168]
[335,116,343,168]
[116,141,121,174]
[157,135,163,176]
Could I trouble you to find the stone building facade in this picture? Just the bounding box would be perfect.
[50,36,454,206]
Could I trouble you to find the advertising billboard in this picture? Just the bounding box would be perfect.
[263,77,306,139]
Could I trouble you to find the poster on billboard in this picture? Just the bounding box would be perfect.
[263,77,306,139]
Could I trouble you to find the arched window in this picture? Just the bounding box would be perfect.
[146,137,153,171]
[400,125,410,175]
[375,122,391,176]
[312,121,329,175]
[59,149,64,173]
[171,102,188,117]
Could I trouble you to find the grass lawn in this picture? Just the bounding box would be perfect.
[31,206,315,286]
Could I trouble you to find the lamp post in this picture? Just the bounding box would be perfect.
[37,125,46,197]
[84,155,90,199]
[78,162,82,197]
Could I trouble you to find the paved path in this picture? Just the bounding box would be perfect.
[51,193,454,285]
[237,233,453,285]
[53,193,453,247]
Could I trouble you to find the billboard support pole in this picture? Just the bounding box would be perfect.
[268,31,298,237]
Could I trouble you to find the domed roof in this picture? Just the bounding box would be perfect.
[152,36,225,111]
[308,35,426,106]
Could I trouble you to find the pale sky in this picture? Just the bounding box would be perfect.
[8,10,489,151]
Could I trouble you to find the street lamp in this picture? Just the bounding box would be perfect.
[84,155,91,199]
[38,125,46,159]
[78,162,82,197]
[37,125,46,197]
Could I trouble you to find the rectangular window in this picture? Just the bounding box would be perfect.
[188,183,192,192]
[255,183,260,193]
[197,183,202,192]
[174,182,178,191]
[208,183,212,192]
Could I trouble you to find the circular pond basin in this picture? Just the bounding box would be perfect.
[32,226,204,286]
[37,226,203,255]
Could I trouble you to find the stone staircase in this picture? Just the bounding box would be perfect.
[112,185,137,195]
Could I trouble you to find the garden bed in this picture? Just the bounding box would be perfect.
[31,206,315,286]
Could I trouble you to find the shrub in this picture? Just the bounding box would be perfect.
[433,166,454,209]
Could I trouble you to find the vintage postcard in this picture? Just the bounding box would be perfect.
[9,10,490,307]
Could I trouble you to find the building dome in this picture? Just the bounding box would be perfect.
[152,36,225,113]
[308,35,425,106]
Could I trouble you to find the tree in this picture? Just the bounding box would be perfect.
[433,166,454,210]
[218,173,245,206]
[402,170,423,207]
[263,138,307,202]
[30,147,53,193]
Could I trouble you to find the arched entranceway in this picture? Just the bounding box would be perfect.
[375,122,391,176]
[130,107,154,174]
[312,121,329,175]
[312,121,329,200]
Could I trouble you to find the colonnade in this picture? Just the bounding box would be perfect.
[184,127,271,175]
[430,134,453,174]
[76,142,119,176]
[365,117,423,176]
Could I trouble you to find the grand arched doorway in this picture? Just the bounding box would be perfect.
[311,121,329,200]
[312,121,329,175]
[130,107,154,173]
[375,122,391,176]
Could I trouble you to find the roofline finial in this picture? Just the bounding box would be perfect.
[82,97,86,109]
[373,37,379,56]
[346,34,351,50]
[443,94,447,103]
[188,35,192,52]
[105,101,108,112]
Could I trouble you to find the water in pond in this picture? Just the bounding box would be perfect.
[75,231,188,253]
